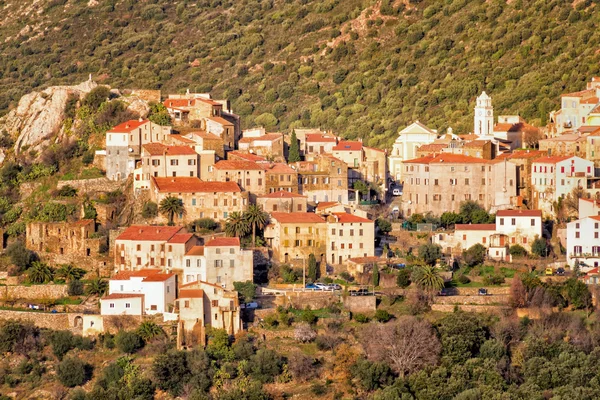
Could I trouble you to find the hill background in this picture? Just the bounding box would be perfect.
[0,0,599,148]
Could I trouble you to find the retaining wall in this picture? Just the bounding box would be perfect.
[1,284,68,300]
[434,295,510,305]
[57,177,123,193]
[343,296,376,312]
[431,304,511,314]
[0,309,85,332]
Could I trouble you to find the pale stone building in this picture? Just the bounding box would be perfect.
[27,219,101,259]
[134,143,200,191]
[566,215,600,270]
[293,154,349,204]
[209,160,266,201]
[325,212,375,266]
[388,121,438,182]
[257,191,308,213]
[262,162,299,194]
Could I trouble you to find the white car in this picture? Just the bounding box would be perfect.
[314,283,330,290]
[392,188,402,196]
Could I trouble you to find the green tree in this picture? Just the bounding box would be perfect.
[288,130,300,162]
[142,201,158,219]
[56,264,86,282]
[509,244,528,258]
[68,279,84,296]
[354,180,369,200]
[531,236,549,257]
[57,356,89,387]
[159,196,185,225]
[418,243,442,266]
[412,264,444,293]
[83,86,111,110]
[372,264,380,287]
[564,278,592,310]
[459,200,490,224]
[115,330,144,354]
[148,102,171,126]
[377,218,392,237]
[244,204,268,248]
[86,278,108,296]
[152,350,190,396]
[463,243,487,267]
[136,321,164,342]
[437,312,487,364]
[27,261,54,284]
[440,212,462,228]
[83,201,97,221]
[396,269,411,288]
[233,281,257,303]
[57,185,78,197]
[6,241,35,270]
[254,112,278,128]
[307,253,318,282]
[225,211,250,238]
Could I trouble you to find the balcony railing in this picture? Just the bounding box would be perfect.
[570,253,600,259]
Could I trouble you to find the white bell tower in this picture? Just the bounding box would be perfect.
[474,91,494,136]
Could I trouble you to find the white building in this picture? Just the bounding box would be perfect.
[474,91,494,137]
[531,155,596,216]
[580,198,600,219]
[102,269,177,315]
[388,121,438,182]
[566,216,600,270]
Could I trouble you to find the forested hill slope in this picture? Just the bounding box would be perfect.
[0,0,599,148]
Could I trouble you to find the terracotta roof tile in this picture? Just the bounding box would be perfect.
[152,177,241,193]
[333,141,362,151]
[227,151,268,162]
[103,293,144,300]
[259,191,305,199]
[405,154,489,164]
[116,225,184,241]
[332,212,372,223]
[107,119,148,133]
[455,224,496,231]
[239,133,283,143]
[270,212,326,223]
[306,134,337,143]
[417,143,446,152]
[561,89,595,98]
[316,202,340,210]
[185,246,205,256]
[167,233,194,244]
[533,155,573,164]
[169,135,196,144]
[206,116,233,125]
[188,131,222,141]
[348,256,382,264]
[178,289,204,298]
[214,160,263,171]
[261,163,296,174]
[496,209,542,217]
[111,269,175,282]
[143,143,197,156]
[205,237,240,247]
[496,150,546,160]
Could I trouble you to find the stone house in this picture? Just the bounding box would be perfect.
[580,198,600,219]
[261,162,299,194]
[388,121,438,182]
[257,191,307,213]
[292,128,325,157]
[134,143,200,191]
[205,116,236,151]
[531,155,596,216]
[566,215,600,270]
[293,154,349,204]
[586,129,600,167]
[304,133,338,155]
[549,78,600,134]
[401,153,518,217]
[493,118,540,150]
[102,269,176,315]
[325,212,375,266]
[149,177,248,222]
[105,119,172,181]
[227,151,268,163]
[209,160,265,201]
[495,150,545,206]
[539,133,588,158]
[177,280,242,348]
[26,219,101,259]
[238,128,285,160]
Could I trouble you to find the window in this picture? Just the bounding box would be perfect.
[434,179,439,185]
[465,178,469,185]
[184,300,190,308]
[186,259,190,267]
[359,229,363,235]
[531,219,535,226]
[499,218,504,226]
[297,204,302,211]
[230,259,235,268]
[188,159,196,165]
[482,237,486,244]
[341,244,345,249]
[136,244,141,251]
[511,218,516,226]
[296,227,300,234]
[151,305,157,311]
[359,243,363,249]
[462,234,467,240]
[192,198,196,206]
[136,257,141,265]
[109,303,115,308]
[482,178,486,185]
[125,303,130,308]
[349,243,353,249]
[522,237,527,244]
[215,260,223,268]
[576,232,580,238]
[212,300,218,307]
[170,160,179,166]
[230,248,234,254]
[350,229,354,236]
[295,240,301,247]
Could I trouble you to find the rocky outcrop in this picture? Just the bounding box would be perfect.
[2,79,98,154]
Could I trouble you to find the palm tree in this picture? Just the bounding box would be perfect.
[159,196,185,226]
[136,321,164,341]
[27,261,55,284]
[244,204,268,248]
[86,278,108,297]
[224,212,250,238]
[413,265,444,294]
[56,264,86,282]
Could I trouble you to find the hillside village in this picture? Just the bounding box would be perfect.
[2,74,600,397]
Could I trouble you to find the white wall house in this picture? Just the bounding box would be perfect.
[100,294,144,316]
[104,270,177,315]
[580,198,600,219]
[388,121,438,182]
[566,216,600,270]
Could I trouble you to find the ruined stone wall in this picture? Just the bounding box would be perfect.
[57,178,124,194]
[342,296,376,313]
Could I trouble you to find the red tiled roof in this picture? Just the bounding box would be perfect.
[142,272,176,282]
[180,280,226,290]
[169,135,196,144]
[111,269,175,282]
[164,98,196,108]
[333,141,362,151]
[185,246,205,256]
[205,237,240,247]
[206,116,233,125]
[239,133,282,143]
[332,212,372,223]
[316,202,340,210]
[494,123,514,132]
[227,151,268,162]
[214,160,263,171]
[561,89,595,98]
[455,224,496,231]
[261,163,296,174]
[496,150,545,160]
[533,155,573,164]
[103,293,144,300]
[143,143,197,156]
[107,119,148,133]
[270,212,326,223]
[581,96,599,104]
[178,289,204,298]
[591,215,600,222]
[152,177,241,193]
[116,225,184,241]
[189,131,221,140]
[496,209,542,217]
[306,134,337,143]
[197,97,222,106]
[405,154,489,164]
[168,233,194,244]
[417,143,446,152]
[259,191,305,199]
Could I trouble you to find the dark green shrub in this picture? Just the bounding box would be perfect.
[142,202,158,219]
[353,313,369,323]
[115,331,144,354]
[374,309,393,323]
[57,357,89,387]
[68,280,84,296]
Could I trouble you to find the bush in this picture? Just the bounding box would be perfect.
[339,271,354,282]
[83,86,111,110]
[142,202,158,219]
[457,274,471,284]
[294,323,317,343]
[374,309,393,323]
[353,313,370,323]
[57,357,89,387]
[396,269,411,288]
[6,241,35,270]
[115,331,144,354]
[509,244,528,258]
[57,185,78,197]
[462,243,487,267]
[483,273,505,286]
[68,280,84,296]
[315,334,341,351]
[233,281,257,303]
[531,236,549,257]
[189,218,218,232]
[300,309,317,325]
[50,330,76,360]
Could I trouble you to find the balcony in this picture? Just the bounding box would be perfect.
[569,253,600,259]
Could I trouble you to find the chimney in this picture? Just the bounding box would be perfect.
[125,124,130,129]
[139,117,143,122]
[139,229,143,234]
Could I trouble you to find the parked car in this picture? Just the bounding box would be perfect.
[393,263,406,269]
[240,302,259,309]
[392,206,400,213]
[478,288,488,296]
[392,188,402,196]
[545,267,554,276]
[349,288,370,296]
[305,283,322,291]
[314,283,330,290]
[438,288,454,296]
[330,284,342,290]
[556,267,565,276]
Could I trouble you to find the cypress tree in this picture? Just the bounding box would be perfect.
[288,131,300,162]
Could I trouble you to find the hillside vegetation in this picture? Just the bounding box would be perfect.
[0,0,599,148]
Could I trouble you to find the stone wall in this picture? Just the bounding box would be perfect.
[342,296,376,312]
[434,294,510,306]
[57,178,124,194]
[1,284,68,300]
[275,292,339,309]
[431,304,511,314]
[0,309,85,332]
[454,287,510,296]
